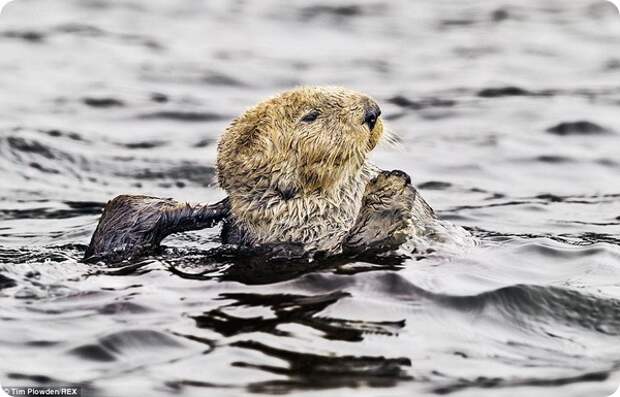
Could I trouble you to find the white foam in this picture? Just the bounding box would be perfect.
[609,0,620,13]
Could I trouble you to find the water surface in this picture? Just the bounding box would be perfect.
[1,1,620,396]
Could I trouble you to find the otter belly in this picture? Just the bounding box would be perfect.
[222,204,356,253]
[222,177,366,253]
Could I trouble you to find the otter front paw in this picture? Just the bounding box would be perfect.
[343,170,419,254]
[362,170,413,208]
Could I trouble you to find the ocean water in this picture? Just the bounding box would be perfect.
[1,0,620,396]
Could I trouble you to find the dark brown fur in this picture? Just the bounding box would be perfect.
[84,196,229,263]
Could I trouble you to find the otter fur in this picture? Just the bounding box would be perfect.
[85,87,437,263]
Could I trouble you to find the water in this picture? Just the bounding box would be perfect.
[1,0,620,396]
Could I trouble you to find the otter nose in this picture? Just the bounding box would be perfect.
[364,103,381,131]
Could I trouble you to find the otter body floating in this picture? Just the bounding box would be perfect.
[85,87,437,263]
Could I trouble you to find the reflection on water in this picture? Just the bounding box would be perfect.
[1,0,620,396]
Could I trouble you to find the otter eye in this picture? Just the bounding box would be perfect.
[301,110,320,123]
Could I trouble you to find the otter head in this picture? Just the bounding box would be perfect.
[217,86,384,205]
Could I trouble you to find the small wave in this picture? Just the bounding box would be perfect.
[231,340,412,393]
[432,370,608,395]
[0,30,45,43]
[82,97,126,108]
[202,72,247,87]
[357,272,620,336]
[0,273,16,290]
[445,192,620,212]
[115,163,217,186]
[388,95,457,110]
[5,372,56,384]
[546,121,614,136]
[55,23,163,50]
[435,284,620,335]
[535,155,575,163]
[5,136,62,161]
[116,140,168,149]
[41,129,86,142]
[0,245,86,265]
[137,111,226,122]
[418,181,453,190]
[470,229,620,247]
[0,133,90,183]
[477,86,537,98]
[67,330,184,362]
[0,201,102,221]
[300,4,365,21]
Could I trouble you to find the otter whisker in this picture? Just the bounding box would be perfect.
[379,126,400,148]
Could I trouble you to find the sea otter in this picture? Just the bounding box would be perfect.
[84,87,437,263]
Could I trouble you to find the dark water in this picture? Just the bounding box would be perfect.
[1,0,620,396]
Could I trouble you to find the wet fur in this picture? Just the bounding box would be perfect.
[217,87,389,253]
[85,87,437,263]
[85,196,229,263]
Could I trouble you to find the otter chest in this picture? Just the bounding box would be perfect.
[225,175,367,253]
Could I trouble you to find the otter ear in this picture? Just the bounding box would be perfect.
[233,122,261,149]
[217,116,272,193]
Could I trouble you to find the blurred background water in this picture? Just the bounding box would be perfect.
[1,0,620,396]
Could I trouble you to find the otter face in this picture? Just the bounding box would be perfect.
[217,86,384,198]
